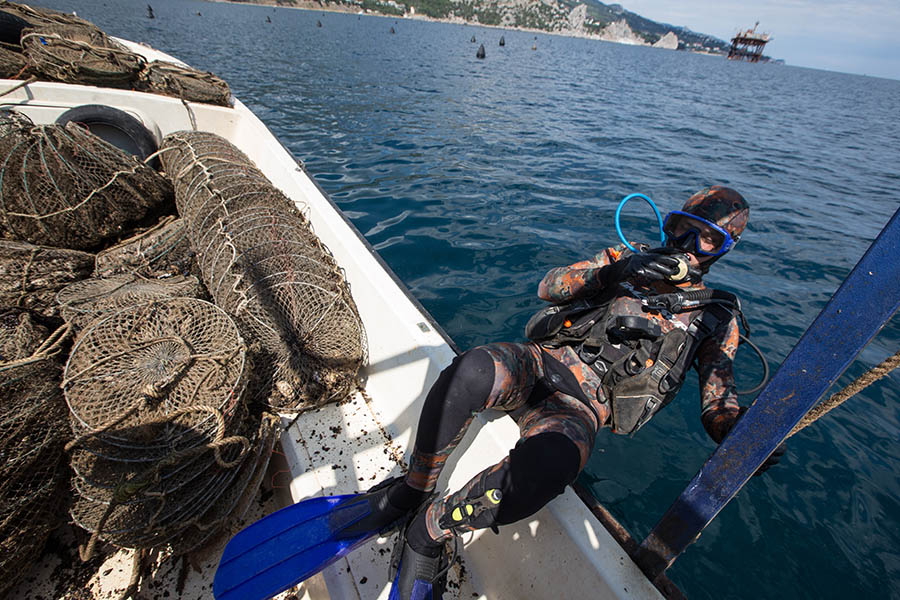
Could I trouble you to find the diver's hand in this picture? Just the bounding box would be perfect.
[601,251,682,284]
[724,406,787,476]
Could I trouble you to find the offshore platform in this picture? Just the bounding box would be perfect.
[728,22,772,62]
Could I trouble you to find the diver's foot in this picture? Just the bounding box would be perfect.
[338,476,428,537]
[388,537,450,600]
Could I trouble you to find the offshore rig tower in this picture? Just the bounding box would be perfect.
[728,22,772,62]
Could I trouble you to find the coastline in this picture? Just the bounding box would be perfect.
[203,0,725,55]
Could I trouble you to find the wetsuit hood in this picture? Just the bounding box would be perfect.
[666,186,749,272]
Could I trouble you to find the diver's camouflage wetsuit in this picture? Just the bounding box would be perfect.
[404,243,742,543]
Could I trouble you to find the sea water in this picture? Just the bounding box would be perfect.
[26,1,900,597]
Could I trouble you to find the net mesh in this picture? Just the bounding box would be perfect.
[0,108,34,138]
[0,309,69,598]
[69,411,277,552]
[20,24,143,88]
[0,240,94,317]
[95,216,196,278]
[138,60,232,107]
[63,298,245,446]
[56,273,204,330]
[0,45,28,79]
[0,121,173,250]
[63,298,260,551]
[159,131,366,412]
[167,412,279,555]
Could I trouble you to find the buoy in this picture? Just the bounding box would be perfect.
[476,43,485,59]
[471,35,476,43]
[499,35,505,46]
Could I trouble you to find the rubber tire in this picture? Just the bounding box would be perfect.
[0,10,30,47]
[55,104,159,167]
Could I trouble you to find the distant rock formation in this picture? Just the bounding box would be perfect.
[653,31,678,50]
[567,4,587,34]
[599,19,643,45]
[235,0,732,56]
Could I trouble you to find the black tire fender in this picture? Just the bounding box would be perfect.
[55,104,160,167]
[0,10,30,47]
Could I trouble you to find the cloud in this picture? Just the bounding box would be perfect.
[620,0,900,79]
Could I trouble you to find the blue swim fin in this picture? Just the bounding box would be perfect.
[214,478,407,600]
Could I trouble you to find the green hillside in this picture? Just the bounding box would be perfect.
[238,0,732,52]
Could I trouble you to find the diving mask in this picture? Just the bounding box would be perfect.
[662,211,736,257]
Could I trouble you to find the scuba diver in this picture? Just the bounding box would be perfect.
[215,186,785,600]
[377,185,784,599]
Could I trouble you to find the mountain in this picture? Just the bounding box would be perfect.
[248,0,732,53]
[557,1,730,51]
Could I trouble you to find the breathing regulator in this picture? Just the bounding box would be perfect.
[614,193,697,284]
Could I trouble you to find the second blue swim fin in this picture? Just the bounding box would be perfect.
[213,477,407,600]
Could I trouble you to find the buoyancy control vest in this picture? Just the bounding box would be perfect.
[525,283,742,435]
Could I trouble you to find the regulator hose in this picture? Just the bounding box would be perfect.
[737,333,770,396]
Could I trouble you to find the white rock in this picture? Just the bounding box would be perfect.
[567,4,587,33]
[653,31,679,50]
[599,19,646,45]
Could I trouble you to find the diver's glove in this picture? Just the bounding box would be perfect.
[723,406,787,476]
[598,250,683,286]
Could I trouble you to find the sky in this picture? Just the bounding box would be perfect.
[621,0,900,81]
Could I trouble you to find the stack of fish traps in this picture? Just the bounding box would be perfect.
[0,4,370,591]
[20,24,143,88]
[63,298,277,556]
[160,131,367,412]
[0,105,281,585]
[0,1,233,106]
[138,60,233,107]
[0,309,70,599]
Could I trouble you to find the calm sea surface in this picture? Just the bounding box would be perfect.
[29,1,900,597]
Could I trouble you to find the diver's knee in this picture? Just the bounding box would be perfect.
[443,348,495,407]
[512,431,581,492]
[494,432,581,525]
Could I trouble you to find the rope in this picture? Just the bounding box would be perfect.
[788,348,900,438]
[121,549,149,600]
[16,247,39,306]
[0,321,71,372]
[0,76,38,98]
[79,499,115,561]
